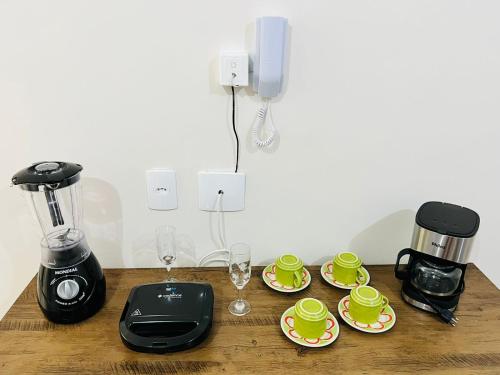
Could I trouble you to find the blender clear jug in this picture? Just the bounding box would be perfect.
[13,162,90,268]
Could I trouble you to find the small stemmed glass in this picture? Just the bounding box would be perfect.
[228,243,251,316]
[156,225,177,282]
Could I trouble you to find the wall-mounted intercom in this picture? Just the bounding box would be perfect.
[251,16,289,149]
[253,16,288,98]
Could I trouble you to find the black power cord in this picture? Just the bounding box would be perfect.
[231,85,239,173]
[417,290,459,326]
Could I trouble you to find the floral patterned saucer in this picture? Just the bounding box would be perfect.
[280,306,340,347]
[320,261,370,290]
[262,264,311,293]
[337,295,396,334]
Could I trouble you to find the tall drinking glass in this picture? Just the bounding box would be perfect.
[228,243,251,316]
[156,225,177,281]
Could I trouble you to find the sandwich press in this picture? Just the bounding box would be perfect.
[119,282,214,353]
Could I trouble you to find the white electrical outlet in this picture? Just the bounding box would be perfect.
[198,171,245,211]
[146,169,178,210]
[219,51,249,87]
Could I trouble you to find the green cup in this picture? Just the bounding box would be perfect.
[275,254,304,288]
[332,252,366,285]
[349,286,389,324]
[294,298,328,339]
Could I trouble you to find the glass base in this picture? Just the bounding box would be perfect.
[228,299,251,316]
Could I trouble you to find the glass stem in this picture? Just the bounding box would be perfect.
[237,287,243,302]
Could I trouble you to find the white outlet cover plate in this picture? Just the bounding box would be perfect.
[219,50,249,87]
[146,169,178,210]
[198,171,245,211]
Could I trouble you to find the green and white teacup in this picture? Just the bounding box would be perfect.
[349,286,389,324]
[275,254,304,288]
[333,252,366,285]
[294,298,328,339]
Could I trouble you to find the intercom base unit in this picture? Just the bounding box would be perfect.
[219,51,249,87]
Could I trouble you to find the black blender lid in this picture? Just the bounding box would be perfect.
[416,201,480,238]
[12,161,82,191]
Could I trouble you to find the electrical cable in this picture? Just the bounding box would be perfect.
[252,99,276,148]
[231,85,239,173]
[200,258,230,266]
[416,290,459,326]
[198,79,239,266]
[197,191,229,267]
[216,191,227,250]
[197,249,229,267]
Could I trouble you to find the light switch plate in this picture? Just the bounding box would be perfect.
[198,171,245,211]
[146,169,178,210]
[219,51,249,87]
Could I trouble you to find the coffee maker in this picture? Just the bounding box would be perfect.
[12,162,106,323]
[394,201,479,325]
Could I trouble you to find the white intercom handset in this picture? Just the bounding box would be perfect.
[252,17,288,148]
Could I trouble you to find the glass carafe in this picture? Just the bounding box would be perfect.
[410,259,462,296]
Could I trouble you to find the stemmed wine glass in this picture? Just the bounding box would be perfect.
[228,243,251,316]
[156,225,177,281]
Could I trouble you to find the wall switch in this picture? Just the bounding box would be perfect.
[146,169,178,210]
[198,171,245,211]
[219,51,249,86]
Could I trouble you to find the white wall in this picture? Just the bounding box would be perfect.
[1,0,499,318]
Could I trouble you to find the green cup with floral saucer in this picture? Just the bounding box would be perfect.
[321,259,370,290]
[332,252,367,286]
[294,298,328,339]
[281,299,339,347]
[349,286,389,324]
[262,255,311,293]
[338,291,396,334]
[275,254,304,288]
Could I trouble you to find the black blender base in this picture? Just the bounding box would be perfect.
[37,252,107,324]
[38,276,106,324]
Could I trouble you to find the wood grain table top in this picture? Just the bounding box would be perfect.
[0,265,499,374]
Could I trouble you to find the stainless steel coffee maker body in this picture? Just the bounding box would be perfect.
[410,223,475,265]
[395,202,479,315]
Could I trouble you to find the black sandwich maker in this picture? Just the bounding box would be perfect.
[119,282,214,353]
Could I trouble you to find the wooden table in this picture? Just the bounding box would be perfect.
[0,265,499,374]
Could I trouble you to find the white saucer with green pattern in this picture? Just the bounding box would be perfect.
[280,306,340,347]
[338,295,396,334]
[262,263,311,293]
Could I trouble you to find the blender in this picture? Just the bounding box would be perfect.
[12,161,106,323]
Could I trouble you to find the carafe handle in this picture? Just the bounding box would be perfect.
[394,248,412,280]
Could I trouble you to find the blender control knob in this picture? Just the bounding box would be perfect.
[56,279,80,300]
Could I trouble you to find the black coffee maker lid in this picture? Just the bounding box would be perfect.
[12,161,83,191]
[416,201,480,238]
